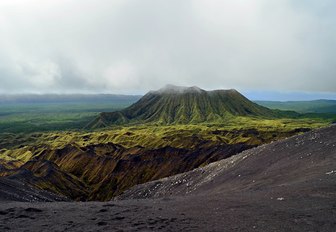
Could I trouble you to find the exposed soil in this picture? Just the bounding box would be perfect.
[0,125,335,231]
[0,177,67,202]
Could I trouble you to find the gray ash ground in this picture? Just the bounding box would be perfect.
[0,177,67,202]
[1,125,335,231]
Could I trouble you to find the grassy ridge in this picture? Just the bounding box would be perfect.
[0,115,331,200]
[0,115,330,153]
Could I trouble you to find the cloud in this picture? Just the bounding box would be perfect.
[0,0,335,94]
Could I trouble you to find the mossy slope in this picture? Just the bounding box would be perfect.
[0,121,325,201]
[89,85,277,128]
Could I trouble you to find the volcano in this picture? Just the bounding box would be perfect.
[89,85,276,128]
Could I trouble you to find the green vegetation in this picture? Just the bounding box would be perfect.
[0,93,140,133]
[0,102,131,133]
[0,116,330,155]
[0,115,331,200]
[89,86,278,128]
[256,99,336,113]
[88,86,336,133]
[0,89,335,201]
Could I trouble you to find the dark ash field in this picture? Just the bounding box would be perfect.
[1,125,335,232]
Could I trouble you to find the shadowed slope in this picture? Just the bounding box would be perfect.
[1,160,89,201]
[0,142,254,201]
[0,177,68,202]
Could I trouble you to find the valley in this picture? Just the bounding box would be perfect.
[0,122,321,201]
[1,124,335,231]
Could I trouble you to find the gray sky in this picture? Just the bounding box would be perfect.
[0,0,335,98]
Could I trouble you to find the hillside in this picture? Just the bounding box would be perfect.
[0,125,335,231]
[256,99,336,113]
[0,120,323,201]
[0,136,256,201]
[89,85,277,128]
[119,124,336,200]
[0,177,67,202]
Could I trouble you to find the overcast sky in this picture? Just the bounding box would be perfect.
[0,0,335,99]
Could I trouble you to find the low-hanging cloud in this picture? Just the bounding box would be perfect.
[0,0,335,94]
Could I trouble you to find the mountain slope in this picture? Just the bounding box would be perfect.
[1,160,89,201]
[119,125,336,200]
[0,141,254,201]
[0,177,68,202]
[89,85,277,128]
[1,126,334,231]
[114,126,336,231]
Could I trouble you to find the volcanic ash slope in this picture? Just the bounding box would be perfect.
[0,125,335,232]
